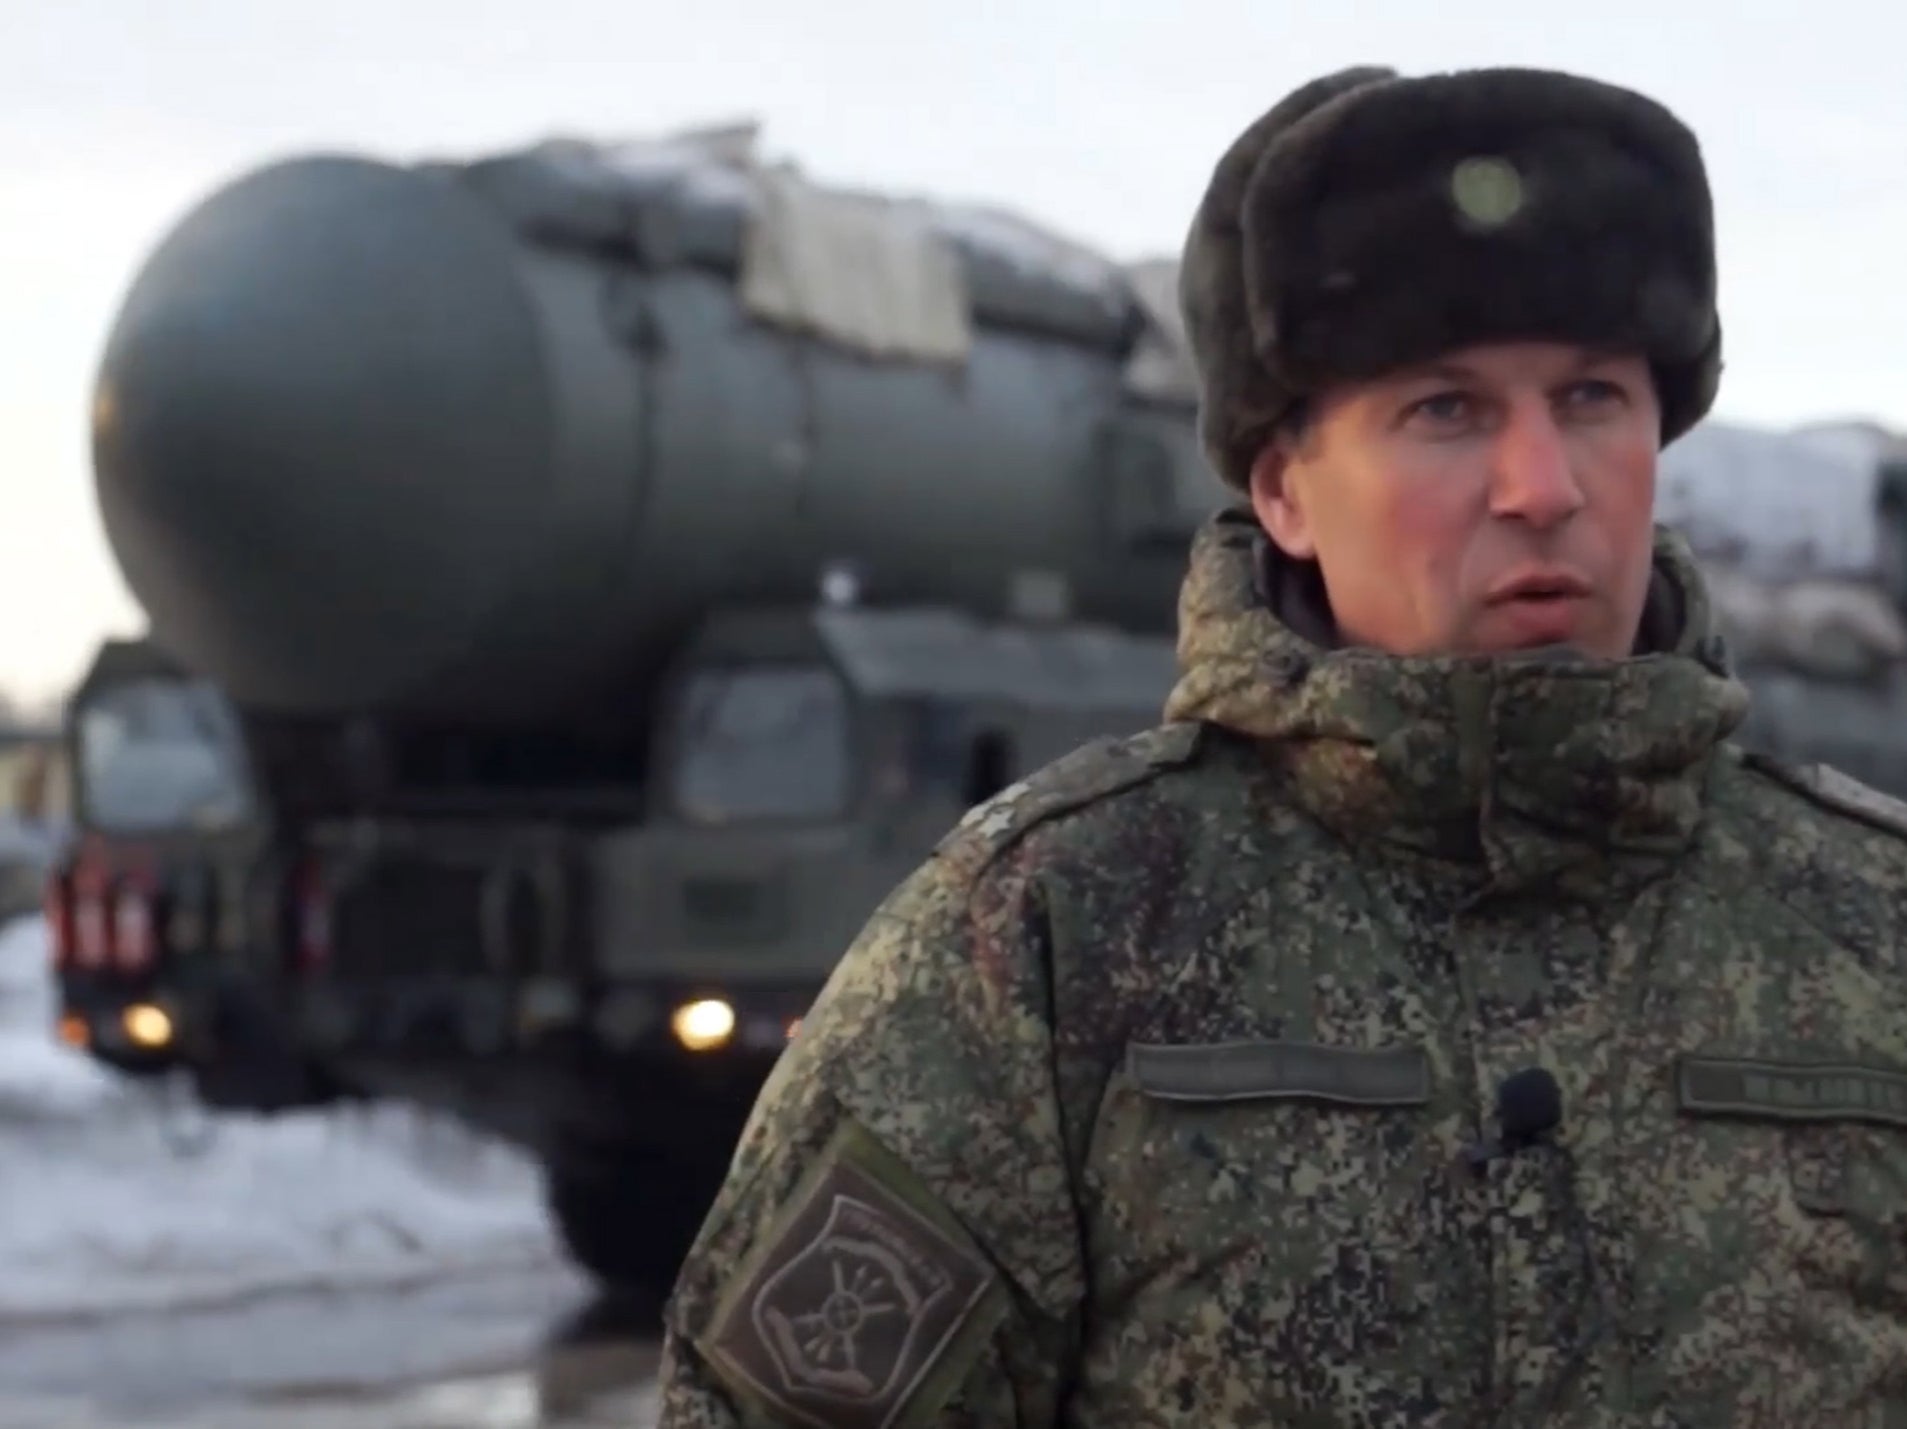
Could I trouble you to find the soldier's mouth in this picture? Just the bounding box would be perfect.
[1485,590,1590,648]
[1486,568,1594,605]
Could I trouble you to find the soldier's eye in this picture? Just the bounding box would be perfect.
[1404,391,1474,427]
[1565,379,1626,408]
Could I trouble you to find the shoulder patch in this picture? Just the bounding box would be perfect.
[696,1118,1008,1429]
[1742,751,1907,842]
[940,721,1205,855]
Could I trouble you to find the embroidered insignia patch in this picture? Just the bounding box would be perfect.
[700,1122,1004,1429]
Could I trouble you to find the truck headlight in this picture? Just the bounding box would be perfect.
[671,998,736,1052]
[123,1003,175,1049]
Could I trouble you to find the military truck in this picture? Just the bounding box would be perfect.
[46,126,1216,1291]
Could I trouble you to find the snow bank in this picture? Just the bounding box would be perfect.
[0,916,563,1323]
[0,916,127,1125]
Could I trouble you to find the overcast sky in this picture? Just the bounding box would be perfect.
[4,1,1906,702]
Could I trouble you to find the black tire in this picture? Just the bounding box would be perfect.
[542,1138,730,1295]
[541,1049,776,1294]
[190,976,347,1112]
[189,1047,345,1112]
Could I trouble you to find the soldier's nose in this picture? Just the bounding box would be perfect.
[1488,406,1585,530]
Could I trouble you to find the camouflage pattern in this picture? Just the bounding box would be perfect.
[658,505,1907,1427]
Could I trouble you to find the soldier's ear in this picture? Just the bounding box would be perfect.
[1249,437,1317,562]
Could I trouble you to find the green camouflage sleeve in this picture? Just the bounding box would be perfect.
[655,834,1084,1428]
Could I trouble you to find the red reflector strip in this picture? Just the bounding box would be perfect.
[113,889,156,972]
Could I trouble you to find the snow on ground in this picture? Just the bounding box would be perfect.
[0,917,134,1127]
[0,915,566,1323]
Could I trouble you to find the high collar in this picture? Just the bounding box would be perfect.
[1163,508,1750,898]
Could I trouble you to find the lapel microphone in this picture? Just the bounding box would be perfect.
[1463,1066,1563,1173]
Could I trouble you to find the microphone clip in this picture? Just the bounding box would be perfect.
[1461,1066,1564,1176]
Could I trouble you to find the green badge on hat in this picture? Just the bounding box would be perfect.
[1451,155,1524,229]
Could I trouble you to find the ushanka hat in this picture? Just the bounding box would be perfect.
[1180,66,1723,489]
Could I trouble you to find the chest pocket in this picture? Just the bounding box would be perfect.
[1096,1038,1469,1319]
[1675,1054,1907,1296]
[1083,1037,1508,1417]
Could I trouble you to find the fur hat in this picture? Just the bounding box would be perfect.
[1180,66,1723,490]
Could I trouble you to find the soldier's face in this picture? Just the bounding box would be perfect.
[1247,340,1661,661]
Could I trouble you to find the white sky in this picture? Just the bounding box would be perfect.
[4,0,1906,703]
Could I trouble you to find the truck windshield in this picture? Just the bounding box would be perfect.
[672,664,851,823]
[76,677,255,834]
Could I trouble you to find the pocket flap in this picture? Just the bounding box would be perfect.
[1126,1038,1431,1106]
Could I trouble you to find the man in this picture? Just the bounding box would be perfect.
[657,65,1907,1426]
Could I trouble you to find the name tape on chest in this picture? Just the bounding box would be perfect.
[1676,1054,1907,1129]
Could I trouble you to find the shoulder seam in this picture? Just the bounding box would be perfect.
[936,721,1207,868]
[1739,749,1907,842]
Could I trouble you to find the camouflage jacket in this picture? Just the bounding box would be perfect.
[657,507,1907,1428]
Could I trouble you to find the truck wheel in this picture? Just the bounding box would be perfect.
[541,1049,778,1295]
[190,1048,349,1112]
[542,1146,722,1296]
[188,976,348,1112]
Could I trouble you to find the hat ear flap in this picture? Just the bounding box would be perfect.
[1179,67,1396,492]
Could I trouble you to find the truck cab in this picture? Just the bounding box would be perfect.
[45,640,279,1088]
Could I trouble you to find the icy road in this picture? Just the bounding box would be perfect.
[0,917,665,1427]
